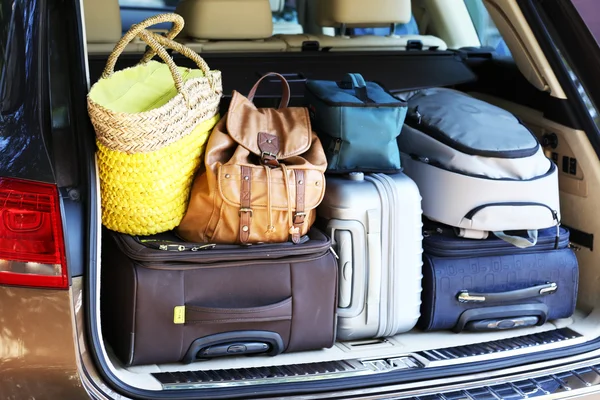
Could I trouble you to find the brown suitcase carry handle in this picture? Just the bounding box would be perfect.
[247,72,291,109]
[182,331,284,363]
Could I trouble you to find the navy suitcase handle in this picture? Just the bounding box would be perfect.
[457,282,558,304]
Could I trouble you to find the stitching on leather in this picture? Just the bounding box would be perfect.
[208,204,226,242]
[204,164,222,240]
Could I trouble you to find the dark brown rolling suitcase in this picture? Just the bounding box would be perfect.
[100,228,338,366]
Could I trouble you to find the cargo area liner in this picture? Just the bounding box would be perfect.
[96,300,594,391]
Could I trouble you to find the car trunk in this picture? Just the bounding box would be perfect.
[87,50,600,396]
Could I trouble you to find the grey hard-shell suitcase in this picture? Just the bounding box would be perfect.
[317,172,423,340]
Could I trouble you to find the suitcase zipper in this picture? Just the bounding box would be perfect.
[376,174,397,336]
[136,235,310,252]
[365,174,393,337]
[422,229,570,257]
[115,234,322,263]
[134,252,332,271]
[138,241,217,252]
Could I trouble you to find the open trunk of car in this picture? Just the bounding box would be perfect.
[86,48,600,397]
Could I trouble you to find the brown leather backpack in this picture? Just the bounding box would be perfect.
[177,73,328,244]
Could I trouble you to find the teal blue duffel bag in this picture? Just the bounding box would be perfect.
[305,73,407,173]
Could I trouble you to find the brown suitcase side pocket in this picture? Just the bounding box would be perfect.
[185,297,292,324]
[180,297,293,363]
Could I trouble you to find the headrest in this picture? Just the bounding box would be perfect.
[83,0,122,43]
[270,0,284,12]
[317,0,411,28]
[176,0,273,40]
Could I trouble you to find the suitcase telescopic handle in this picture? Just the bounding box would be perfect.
[457,282,558,304]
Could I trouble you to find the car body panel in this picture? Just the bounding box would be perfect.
[0,284,87,398]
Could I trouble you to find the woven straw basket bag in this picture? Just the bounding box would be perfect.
[87,14,223,236]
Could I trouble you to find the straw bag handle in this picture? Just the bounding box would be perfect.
[101,14,213,105]
[102,13,185,79]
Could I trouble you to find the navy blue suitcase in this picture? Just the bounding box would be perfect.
[419,222,579,332]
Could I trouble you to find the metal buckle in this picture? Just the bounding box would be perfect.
[293,212,306,224]
[239,208,253,217]
[261,151,277,159]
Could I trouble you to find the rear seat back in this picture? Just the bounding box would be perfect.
[83,0,145,54]
[84,0,445,55]
[318,0,412,30]
[278,0,447,51]
[175,0,287,52]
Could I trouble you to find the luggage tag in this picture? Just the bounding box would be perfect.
[173,306,186,324]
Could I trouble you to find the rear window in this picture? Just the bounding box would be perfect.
[0,0,25,115]
[118,0,301,35]
[464,0,512,56]
[119,0,176,32]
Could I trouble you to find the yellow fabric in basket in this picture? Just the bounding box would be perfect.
[88,60,206,113]
[97,114,219,235]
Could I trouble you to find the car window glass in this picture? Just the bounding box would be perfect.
[0,0,25,115]
[570,0,600,46]
[464,0,512,56]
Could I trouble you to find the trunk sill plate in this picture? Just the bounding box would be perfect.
[151,328,583,390]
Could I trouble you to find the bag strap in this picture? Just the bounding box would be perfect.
[338,73,373,103]
[493,230,538,249]
[247,72,291,109]
[101,13,214,106]
[239,166,252,244]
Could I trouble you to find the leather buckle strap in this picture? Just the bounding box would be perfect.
[258,132,280,168]
[291,170,306,244]
[239,166,252,244]
[238,208,253,217]
[293,212,306,225]
[261,151,280,167]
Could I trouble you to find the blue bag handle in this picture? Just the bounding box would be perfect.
[338,73,373,103]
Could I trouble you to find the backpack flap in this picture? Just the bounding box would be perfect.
[226,91,313,167]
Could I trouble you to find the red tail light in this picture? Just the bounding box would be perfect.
[0,178,68,289]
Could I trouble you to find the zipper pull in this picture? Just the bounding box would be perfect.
[146,242,216,251]
[332,138,342,154]
[329,246,340,260]
[156,244,187,251]
[423,227,443,238]
[191,244,217,251]
[415,106,422,124]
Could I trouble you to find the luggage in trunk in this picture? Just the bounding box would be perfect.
[317,172,423,341]
[419,221,579,332]
[398,88,560,241]
[305,73,407,174]
[100,228,338,366]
